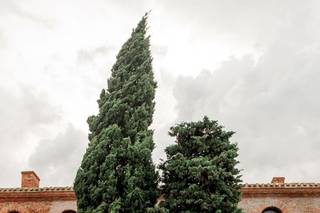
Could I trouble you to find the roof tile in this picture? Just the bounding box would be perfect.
[0,187,74,192]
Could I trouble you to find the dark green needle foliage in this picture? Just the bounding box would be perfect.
[159,116,242,213]
[74,14,158,213]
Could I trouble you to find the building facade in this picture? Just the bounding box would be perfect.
[1,171,320,213]
[0,171,76,213]
[239,177,320,213]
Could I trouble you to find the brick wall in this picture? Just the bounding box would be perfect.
[239,177,320,213]
[0,171,77,213]
[2,172,320,213]
[0,201,51,213]
[21,171,40,188]
[0,200,77,213]
[239,196,320,213]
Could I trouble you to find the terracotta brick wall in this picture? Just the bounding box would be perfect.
[2,172,320,213]
[0,189,77,213]
[0,200,77,213]
[21,171,40,188]
[0,201,51,213]
[0,171,77,213]
[239,196,320,213]
[239,177,320,213]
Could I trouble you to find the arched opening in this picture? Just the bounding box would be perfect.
[262,207,282,213]
[8,211,19,213]
[62,211,76,213]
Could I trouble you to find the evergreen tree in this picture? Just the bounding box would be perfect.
[74,14,158,213]
[159,116,242,213]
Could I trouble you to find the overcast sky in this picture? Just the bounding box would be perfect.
[1,0,320,187]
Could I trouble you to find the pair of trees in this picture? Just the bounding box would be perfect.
[74,14,242,213]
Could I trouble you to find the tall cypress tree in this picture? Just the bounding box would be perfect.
[159,116,242,213]
[74,14,158,213]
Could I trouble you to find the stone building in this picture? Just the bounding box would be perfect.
[1,171,320,212]
[0,171,76,213]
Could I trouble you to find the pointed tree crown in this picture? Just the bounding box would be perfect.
[74,14,158,213]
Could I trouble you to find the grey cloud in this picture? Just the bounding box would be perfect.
[13,8,54,28]
[151,45,168,57]
[0,31,6,48]
[77,46,114,64]
[2,0,320,187]
[173,39,320,183]
[0,86,61,187]
[0,0,55,28]
[153,123,172,164]
[167,0,320,183]
[157,0,320,45]
[152,69,177,162]
[29,124,87,186]
[111,0,151,15]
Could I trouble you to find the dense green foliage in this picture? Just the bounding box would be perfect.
[74,14,158,213]
[159,117,242,213]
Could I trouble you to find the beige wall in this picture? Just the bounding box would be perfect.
[50,200,77,213]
